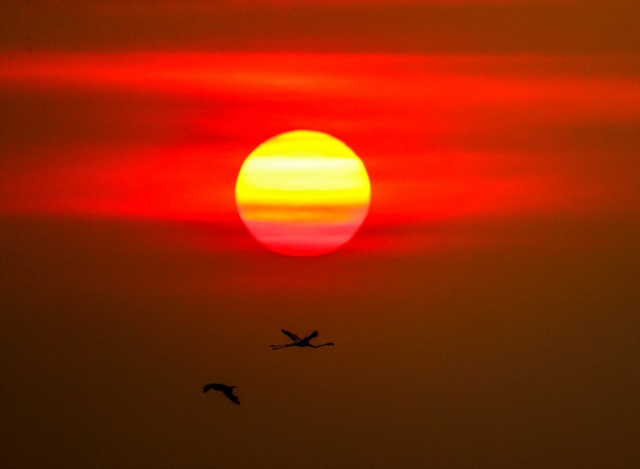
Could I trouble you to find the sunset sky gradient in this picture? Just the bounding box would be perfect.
[1,1,639,468]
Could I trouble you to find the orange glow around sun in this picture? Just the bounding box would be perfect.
[235,130,371,256]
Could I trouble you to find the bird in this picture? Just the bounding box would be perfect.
[270,329,335,350]
[203,383,240,405]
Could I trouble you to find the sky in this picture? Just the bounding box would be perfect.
[1,1,639,468]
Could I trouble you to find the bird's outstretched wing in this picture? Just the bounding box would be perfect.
[306,330,319,340]
[281,329,301,342]
[223,389,240,405]
[203,383,225,393]
[203,383,240,404]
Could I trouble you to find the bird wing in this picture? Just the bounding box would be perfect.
[223,389,240,405]
[307,330,319,340]
[281,329,301,342]
[203,383,224,393]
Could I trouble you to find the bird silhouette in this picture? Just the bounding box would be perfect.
[203,383,240,404]
[270,329,334,350]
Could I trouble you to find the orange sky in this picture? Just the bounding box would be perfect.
[1,1,639,468]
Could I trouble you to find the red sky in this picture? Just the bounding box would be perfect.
[1,1,639,468]
[2,52,637,232]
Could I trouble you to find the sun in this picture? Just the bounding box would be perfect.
[235,130,371,256]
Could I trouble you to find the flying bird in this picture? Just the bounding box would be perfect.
[203,383,240,405]
[270,329,335,350]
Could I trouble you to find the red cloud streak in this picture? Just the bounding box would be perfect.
[1,52,638,253]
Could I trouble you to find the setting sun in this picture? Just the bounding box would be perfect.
[235,130,371,256]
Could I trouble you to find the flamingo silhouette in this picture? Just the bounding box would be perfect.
[203,383,240,404]
[270,329,334,350]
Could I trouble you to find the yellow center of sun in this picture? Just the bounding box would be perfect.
[235,130,371,256]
